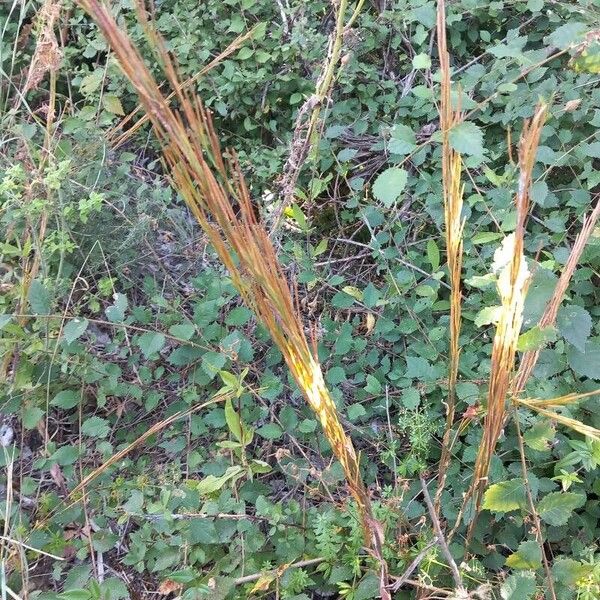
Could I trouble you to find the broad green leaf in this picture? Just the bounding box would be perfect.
[552,557,590,587]
[505,540,542,570]
[475,305,501,327]
[105,293,128,322]
[524,420,555,451]
[224,398,243,443]
[547,22,588,49]
[347,404,367,420]
[196,466,244,495]
[102,94,125,115]
[256,423,283,439]
[426,239,440,271]
[168,322,196,340]
[482,479,526,513]
[389,124,416,155]
[51,390,80,409]
[225,306,252,326]
[412,53,431,69]
[137,332,166,359]
[63,318,89,344]
[401,388,420,409]
[22,406,44,429]
[28,279,52,315]
[449,122,484,156]
[567,340,600,380]
[365,374,381,394]
[201,351,227,379]
[537,491,585,526]
[372,167,408,207]
[472,231,504,244]
[517,325,556,352]
[81,416,110,438]
[500,572,536,600]
[557,305,592,353]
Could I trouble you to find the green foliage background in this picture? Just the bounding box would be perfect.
[1,0,600,598]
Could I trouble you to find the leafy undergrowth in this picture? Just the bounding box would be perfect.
[2,1,600,599]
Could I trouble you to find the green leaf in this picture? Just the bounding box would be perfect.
[224,398,243,443]
[102,94,125,115]
[449,122,484,156]
[63,318,89,344]
[28,279,52,315]
[58,590,92,600]
[482,479,526,513]
[256,423,283,439]
[426,239,440,271]
[505,540,542,570]
[347,403,367,420]
[517,325,556,352]
[524,420,555,451]
[81,416,110,438]
[389,124,416,155]
[168,322,196,340]
[547,22,588,49]
[552,557,590,587]
[537,491,585,526]
[401,388,420,409]
[51,390,80,409]
[372,167,408,207]
[326,366,346,385]
[567,340,600,380]
[137,332,166,359]
[472,231,504,244]
[557,305,592,353]
[225,306,252,326]
[197,466,244,495]
[105,293,128,322]
[23,406,44,429]
[364,374,382,394]
[475,305,501,327]
[201,351,227,379]
[500,572,536,600]
[412,53,431,69]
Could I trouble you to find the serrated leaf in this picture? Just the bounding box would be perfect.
[524,420,555,451]
[105,293,128,322]
[28,279,52,315]
[567,340,600,380]
[412,53,431,69]
[547,22,588,49]
[63,318,89,344]
[201,351,227,379]
[557,305,592,353]
[517,325,556,352]
[81,416,110,438]
[168,322,196,340]
[51,390,80,409]
[500,572,536,600]
[449,121,484,156]
[372,167,408,207]
[102,94,125,115]
[505,540,542,570]
[137,332,166,359]
[537,491,585,526]
[475,305,501,327]
[22,406,44,429]
[426,239,440,271]
[482,479,526,513]
[256,423,283,439]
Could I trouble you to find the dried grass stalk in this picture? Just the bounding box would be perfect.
[435,0,465,509]
[469,104,547,519]
[513,197,600,394]
[77,1,388,593]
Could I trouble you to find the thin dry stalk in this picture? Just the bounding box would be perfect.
[468,104,547,529]
[434,0,465,511]
[513,197,600,395]
[270,0,359,233]
[77,2,388,593]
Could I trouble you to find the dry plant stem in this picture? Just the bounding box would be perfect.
[420,476,465,593]
[389,539,437,593]
[77,2,388,593]
[434,0,465,513]
[271,0,354,233]
[234,557,325,586]
[513,197,600,395]
[467,104,547,539]
[511,404,557,600]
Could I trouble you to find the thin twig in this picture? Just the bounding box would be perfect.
[234,557,325,585]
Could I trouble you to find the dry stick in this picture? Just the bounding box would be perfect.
[513,197,600,395]
[434,0,465,514]
[234,557,325,586]
[77,3,389,595]
[466,103,547,543]
[270,0,356,234]
[511,403,557,600]
[420,476,465,593]
[389,539,437,593]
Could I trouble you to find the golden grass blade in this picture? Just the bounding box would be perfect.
[515,397,600,441]
[468,104,547,527]
[518,389,600,408]
[77,2,389,592]
[435,0,465,509]
[513,198,600,395]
